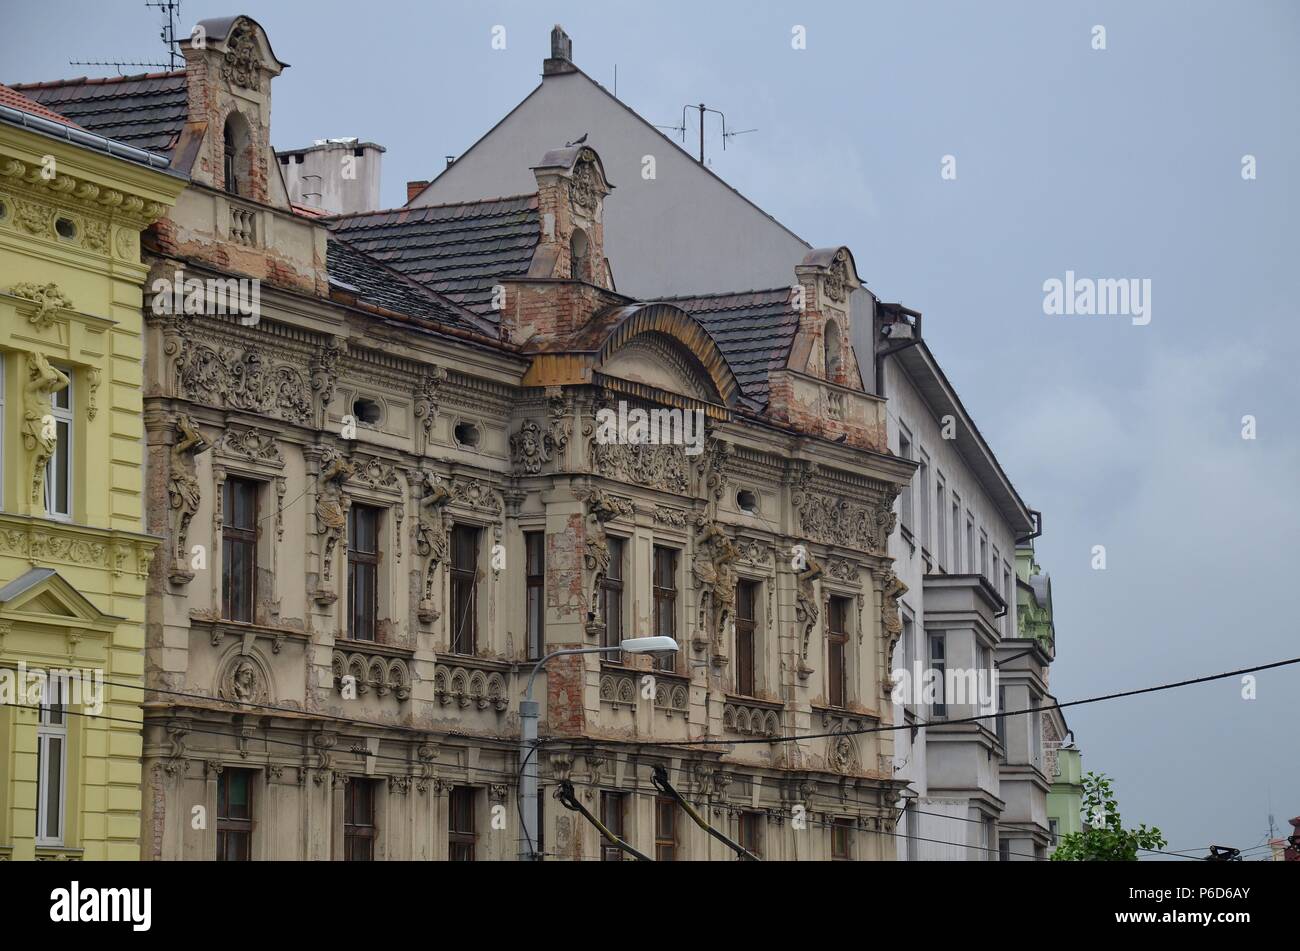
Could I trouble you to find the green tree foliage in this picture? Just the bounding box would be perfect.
[1051,771,1166,861]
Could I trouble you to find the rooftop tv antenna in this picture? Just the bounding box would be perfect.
[655,102,756,165]
[69,0,183,74]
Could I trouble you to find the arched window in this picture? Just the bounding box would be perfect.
[824,319,843,381]
[570,227,590,282]
[223,112,253,197]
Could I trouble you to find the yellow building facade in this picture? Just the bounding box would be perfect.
[0,101,183,860]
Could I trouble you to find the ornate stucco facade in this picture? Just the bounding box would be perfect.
[0,89,184,860]
[69,16,922,861]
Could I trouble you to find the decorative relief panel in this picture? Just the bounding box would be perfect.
[8,282,73,329]
[722,701,781,738]
[214,427,284,467]
[332,650,411,702]
[432,665,507,712]
[792,464,896,554]
[175,335,313,423]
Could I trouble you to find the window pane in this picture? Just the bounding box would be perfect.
[44,737,63,839]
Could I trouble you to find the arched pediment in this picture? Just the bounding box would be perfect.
[595,303,740,406]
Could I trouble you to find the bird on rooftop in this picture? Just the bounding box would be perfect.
[566,133,588,147]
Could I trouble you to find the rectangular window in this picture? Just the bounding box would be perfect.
[935,480,946,571]
[918,452,931,551]
[929,634,946,717]
[448,786,477,861]
[450,525,479,655]
[601,536,626,659]
[999,837,1012,862]
[652,546,678,672]
[901,616,916,714]
[996,685,1007,746]
[1002,563,1013,635]
[734,580,758,696]
[221,478,259,623]
[831,818,854,860]
[898,429,913,535]
[45,368,72,519]
[966,516,975,574]
[347,505,381,641]
[600,791,625,862]
[980,532,989,580]
[525,531,545,659]
[827,596,850,707]
[217,768,254,861]
[655,796,677,861]
[344,778,377,861]
[35,674,67,846]
[951,498,962,571]
[1048,818,1059,846]
[739,812,763,859]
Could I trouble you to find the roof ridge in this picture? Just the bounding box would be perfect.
[658,287,794,301]
[10,70,186,90]
[328,192,538,223]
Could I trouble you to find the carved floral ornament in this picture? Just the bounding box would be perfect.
[568,149,603,213]
[172,327,313,424]
[824,248,851,303]
[8,282,73,329]
[792,464,897,554]
[221,21,265,91]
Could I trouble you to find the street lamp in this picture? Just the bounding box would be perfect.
[518,636,678,860]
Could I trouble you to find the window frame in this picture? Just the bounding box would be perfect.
[827,595,851,708]
[600,790,625,862]
[600,535,627,661]
[734,579,758,697]
[347,503,382,642]
[448,786,477,861]
[524,530,545,660]
[934,477,946,571]
[738,811,763,859]
[654,795,677,861]
[35,674,68,847]
[449,524,480,655]
[929,633,947,717]
[344,778,377,861]
[897,427,914,537]
[652,545,679,672]
[831,817,854,860]
[44,366,73,521]
[216,767,254,861]
[221,477,259,623]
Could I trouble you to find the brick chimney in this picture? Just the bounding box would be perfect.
[407,180,429,203]
[544,24,577,75]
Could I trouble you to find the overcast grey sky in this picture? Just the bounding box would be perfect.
[6,0,1298,858]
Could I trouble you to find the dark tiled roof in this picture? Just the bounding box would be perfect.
[0,83,82,127]
[10,71,189,154]
[326,237,489,335]
[328,195,539,318]
[660,289,800,407]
